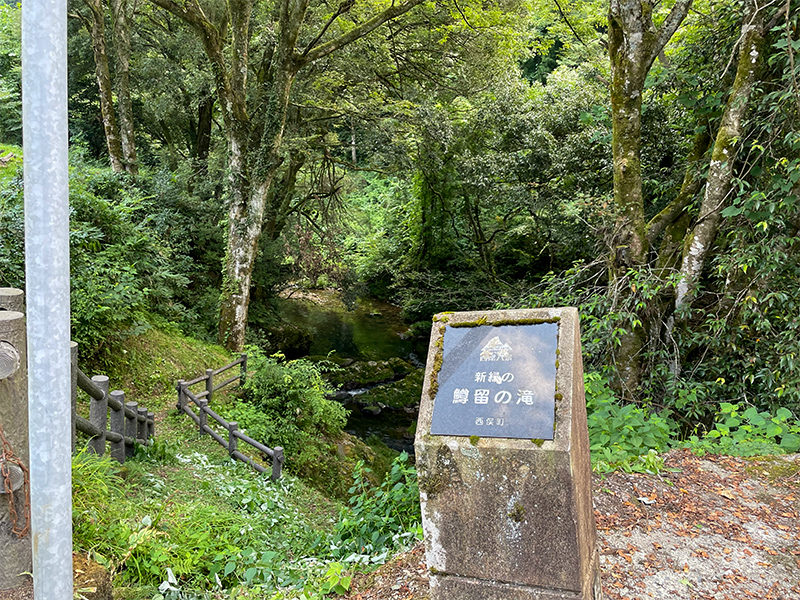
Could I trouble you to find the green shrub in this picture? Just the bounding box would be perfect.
[585,372,800,472]
[683,402,800,456]
[585,372,676,473]
[219,348,348,475]
[328,452,421,564]
[0,151,210,362]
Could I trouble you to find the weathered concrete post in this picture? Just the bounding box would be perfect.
[109,391,125,463]
[89,376,110,455]
[0,288,25,313]
[0,295,32,590]
[415,308,601,600]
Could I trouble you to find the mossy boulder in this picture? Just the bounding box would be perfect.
[354,369,424,410]
[298,432,383,499]
[326,357,415,390]
[256,322,313,359]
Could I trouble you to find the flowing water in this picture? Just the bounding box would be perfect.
[278,293,419,362]
[278,291,423,453]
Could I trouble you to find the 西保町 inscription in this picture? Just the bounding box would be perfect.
[429,323,558,439]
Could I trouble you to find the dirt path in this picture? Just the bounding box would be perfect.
[346,450,800,600]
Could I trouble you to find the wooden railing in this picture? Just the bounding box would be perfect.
[176,356,284,480]
[73,364,154,463]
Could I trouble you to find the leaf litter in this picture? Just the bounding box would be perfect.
[345,450,799,600]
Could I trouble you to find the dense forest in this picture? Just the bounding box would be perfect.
[2,0,800,436]
[2,0,800,595]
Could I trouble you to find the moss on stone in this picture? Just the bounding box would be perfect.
[469,435,480,446]
[450,316,560,328]
[507,502,526,523]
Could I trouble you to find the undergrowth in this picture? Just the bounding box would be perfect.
[586,372,800,474]
[72,441,421,600]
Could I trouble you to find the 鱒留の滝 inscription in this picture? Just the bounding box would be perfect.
[430,324,558,439]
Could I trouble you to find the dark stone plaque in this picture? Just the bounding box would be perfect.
[429,323,558,440]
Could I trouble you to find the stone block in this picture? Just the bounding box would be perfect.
[415,308,600,600]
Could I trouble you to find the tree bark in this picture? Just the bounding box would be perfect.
[110,0,138,174]
[607,0,692,398]
[673,0,765,320]
[82,0,125,172]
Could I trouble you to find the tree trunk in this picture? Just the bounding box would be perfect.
[82,0,125,172]
[607,0,692,398]
[218,63,298,350]
[110,0,138,174]
[673,0,765,320]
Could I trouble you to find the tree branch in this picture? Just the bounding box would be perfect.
[302,0,353,57]
[299,0,426,66]
[654,0,694,63]
[551,0,587,47]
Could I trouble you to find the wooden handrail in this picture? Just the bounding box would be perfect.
[176,354,283,480]
[74,362,155,464]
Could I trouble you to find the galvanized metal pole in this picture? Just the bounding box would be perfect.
[21,0,73,596]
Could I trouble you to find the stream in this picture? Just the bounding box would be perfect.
[277,291,425,454]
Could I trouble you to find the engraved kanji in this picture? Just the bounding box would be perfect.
[475,418,484,425]
[486,418,495,426]
[453,388,469,404]
[517,390,535,405]
[475,372,487,383]
[474,389,490,404]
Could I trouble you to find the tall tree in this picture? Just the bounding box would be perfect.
[606,0,693,398]
[75,0,126,172]
[72,0,138,173]
[110,0,138,173]
[605,0,782,399]
[147,0,428,350]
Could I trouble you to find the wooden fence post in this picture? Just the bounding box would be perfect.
[137,407,148,442]
[271,446,284,481]
[197,399,208,435]
[109,391,125,463]
[205,369,214,402]
[175,380,186,411]
[125,401,137,459]
[89,375,109,455]
[228,421,238,457]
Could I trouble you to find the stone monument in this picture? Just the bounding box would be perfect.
[0,288,32,590]
[414,308,601,600]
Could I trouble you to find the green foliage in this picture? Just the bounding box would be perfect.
[73,445,337,594]
[682,403,800,457]
[0,148,227,361]
[328,452,421,564]
[0,4,21,145]
[219,348,347,476]
[585,372,800,473]
[585,372,675,474]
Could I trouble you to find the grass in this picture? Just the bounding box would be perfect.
[87,326,233,408]
[0,143,22,185]
[72,326,421,599]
